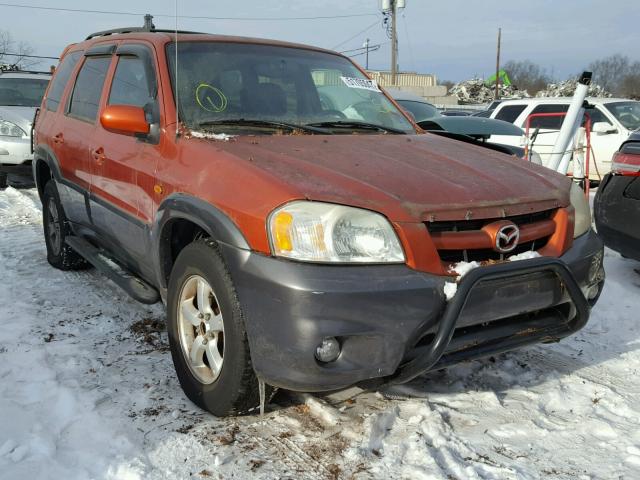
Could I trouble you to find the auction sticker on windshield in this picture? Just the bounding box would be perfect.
[340,76,380,92]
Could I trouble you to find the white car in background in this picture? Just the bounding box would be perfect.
[0,69,51,188]
[488,97,640,181]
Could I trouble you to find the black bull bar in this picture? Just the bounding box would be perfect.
[388,257,590,385]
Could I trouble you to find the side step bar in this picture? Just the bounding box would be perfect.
[65,236,160,304]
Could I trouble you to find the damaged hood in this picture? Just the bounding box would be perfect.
[209,133,571,222]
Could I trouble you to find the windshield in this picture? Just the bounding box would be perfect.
[166,42,414,134]
[396,99,441,123]
[604,101,640,131]
[0,77,49,107]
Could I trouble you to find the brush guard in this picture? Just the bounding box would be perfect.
[388,257,590,385]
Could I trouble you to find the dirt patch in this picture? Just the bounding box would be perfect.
[129,317,167,349]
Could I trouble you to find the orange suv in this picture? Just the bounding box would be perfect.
[33,27,605,416]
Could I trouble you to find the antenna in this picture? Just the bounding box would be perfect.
[174,0,180,136]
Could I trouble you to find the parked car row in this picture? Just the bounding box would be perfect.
[388,88,540,162]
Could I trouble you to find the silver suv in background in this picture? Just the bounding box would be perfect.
[0,68,51,188]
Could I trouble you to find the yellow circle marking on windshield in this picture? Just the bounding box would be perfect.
[195,83,228,113]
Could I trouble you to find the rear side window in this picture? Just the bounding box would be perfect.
[108,56,154,107]
[528,104,569,129]
[45,51,82,112]
[494,104,526,123]
[68,56,111,122]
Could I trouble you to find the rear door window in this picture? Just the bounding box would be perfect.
[528,104,569,129]
[68,56,111,122]
[45,51,82,112]
[494,104,526,123]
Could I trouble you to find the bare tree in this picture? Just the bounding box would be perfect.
[439,79,455,92]
[502,60,550,95]
[619,61,640,99]
[0,30,37,69]
[589,54,631,93]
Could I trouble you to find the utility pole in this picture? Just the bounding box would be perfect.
[364,38,370,70]
[391,2,398,84]
[382,0,405,85]
[494,27,501,101]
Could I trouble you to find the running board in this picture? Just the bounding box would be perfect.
[65,236,160,304]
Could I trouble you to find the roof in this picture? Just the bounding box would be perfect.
[73,31,340,58]
[496,97,636,106]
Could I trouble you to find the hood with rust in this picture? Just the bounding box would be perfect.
[201,133,571,222]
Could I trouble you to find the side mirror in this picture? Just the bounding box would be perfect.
[100,105,150,136]
[592,122,617,135]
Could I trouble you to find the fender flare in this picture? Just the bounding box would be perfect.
[152,193,251,289]
[33,144,64,198]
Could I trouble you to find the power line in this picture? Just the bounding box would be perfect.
[0,52,59,60]
[0,3,379,21]
[345,46,381,59]
[331,19,381,50]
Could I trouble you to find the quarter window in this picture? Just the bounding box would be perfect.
[583,107,612,130]
[45,51,82,112]
[108,56,154,107]
[68,56,111,122]
[494,104,526,123]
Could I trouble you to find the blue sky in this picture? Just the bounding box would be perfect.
[1,0,638,82]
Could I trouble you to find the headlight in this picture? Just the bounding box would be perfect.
[268,201,405,263]
[570,182,591,238]
[0,119,27,138]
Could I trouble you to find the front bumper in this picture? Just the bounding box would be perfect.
[595,173,640,261]
[0,136,32,165]
[221,230,604,392]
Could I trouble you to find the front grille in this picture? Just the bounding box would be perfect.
[426,209,556,264]
[427,210,553,233]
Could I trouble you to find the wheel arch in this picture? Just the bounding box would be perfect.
[153,194,251,291]
[33,145,62,200]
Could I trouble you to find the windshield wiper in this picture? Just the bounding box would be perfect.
[305,120,406,134]
[196,119,329,134]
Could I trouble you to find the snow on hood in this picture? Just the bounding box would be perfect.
[188,130,235,142]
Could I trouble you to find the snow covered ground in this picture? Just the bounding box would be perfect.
[1,185,639,480]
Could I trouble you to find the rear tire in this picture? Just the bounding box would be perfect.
[42,181,89,270]
[167,238,270,416]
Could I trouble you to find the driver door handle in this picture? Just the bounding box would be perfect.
[91,147,106,166]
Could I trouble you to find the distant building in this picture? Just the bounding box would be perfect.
[367,70,458,106]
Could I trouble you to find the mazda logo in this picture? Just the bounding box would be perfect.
[495,223,520,253]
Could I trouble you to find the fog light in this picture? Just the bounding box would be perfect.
[587,284,600,300]
[315,337,341,363]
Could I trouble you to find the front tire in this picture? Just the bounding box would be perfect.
[167,238,267,416]
[42,181,89,270]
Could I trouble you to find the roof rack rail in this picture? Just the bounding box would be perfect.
[85,27,204,40]
[86,13,204,40]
